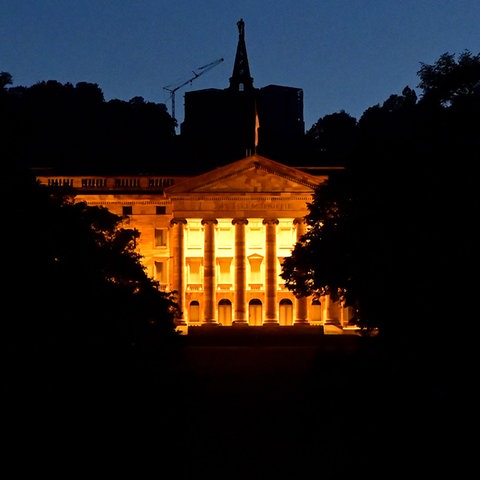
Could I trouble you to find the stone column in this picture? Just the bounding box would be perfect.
[170,218,187,325]
[293,217,309,325]
[232,217,248,325]
[263,218,279,325]
[322,286,338,325]
[202,218,218,325]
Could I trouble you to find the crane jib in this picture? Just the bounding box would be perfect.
[163,58,224,126]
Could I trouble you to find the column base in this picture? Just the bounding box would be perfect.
[324,319,341,326]
[232,320,249,326]
[293,320,310,326]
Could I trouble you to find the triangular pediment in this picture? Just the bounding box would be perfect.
[164,155,327,194]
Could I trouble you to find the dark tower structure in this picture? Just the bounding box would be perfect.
[229,18,254,92]
[180,19,304,172]
[256,84,305,162]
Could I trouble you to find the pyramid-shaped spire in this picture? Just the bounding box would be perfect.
[229,18,254,92]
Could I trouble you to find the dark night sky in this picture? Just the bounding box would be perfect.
[2,0,479,129]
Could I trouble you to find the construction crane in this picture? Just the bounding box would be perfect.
[163,57,224,129]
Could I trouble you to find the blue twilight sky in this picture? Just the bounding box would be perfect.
[1,0,479,130]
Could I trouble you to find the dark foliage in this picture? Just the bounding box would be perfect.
[282,51,480,347]
[303,110,358,166]
[417,50,480,106]
[3,168,181,358]
[0,79,177,175]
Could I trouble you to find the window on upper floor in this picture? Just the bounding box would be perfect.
[279,227,295,249]
[217,227,233,250]
[154,229,167,247]
[187,228,202,249]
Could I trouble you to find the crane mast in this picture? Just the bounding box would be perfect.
[163,57,224,130]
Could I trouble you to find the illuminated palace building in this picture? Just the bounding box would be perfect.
[37,20,353,331]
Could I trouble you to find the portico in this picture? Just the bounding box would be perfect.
[163,155,345,327]
[169,214,308,326]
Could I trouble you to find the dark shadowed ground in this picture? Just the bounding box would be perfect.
[4,328,469,478]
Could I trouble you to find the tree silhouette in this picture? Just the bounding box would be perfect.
[417,50,480,106]
[0,71,12,89]
[304,110,358,166]
[282,51,480,346]
[4,169,181,358]
[0,78,176,175]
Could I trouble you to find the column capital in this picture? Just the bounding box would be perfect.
[170,217,187,226]
[201,218,218,226]
[262,217,279,226]
[232,217,249,226]
[293,217,305,225]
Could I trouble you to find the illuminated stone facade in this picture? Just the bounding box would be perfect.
[38,154,353,330]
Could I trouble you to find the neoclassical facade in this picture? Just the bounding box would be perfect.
[37,155,353,331]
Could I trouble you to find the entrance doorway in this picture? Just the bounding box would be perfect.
[218,299,232,326]
[248,299,263,326]
[279,298,293,325]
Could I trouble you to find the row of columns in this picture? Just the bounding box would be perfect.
[170,216,308,326]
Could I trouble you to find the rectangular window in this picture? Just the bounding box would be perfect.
[217,258,232,284]
[154,261,167,284]
[217,227,233,250]
[156,206,166,215]
[122,206,132,215]
[187,259,202,284]
[279,227,295,249]
[248,257,263,284]
[250,263,262,283]
[188,228,202,248]
[154,229,167,247]
[249,227,262,248]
